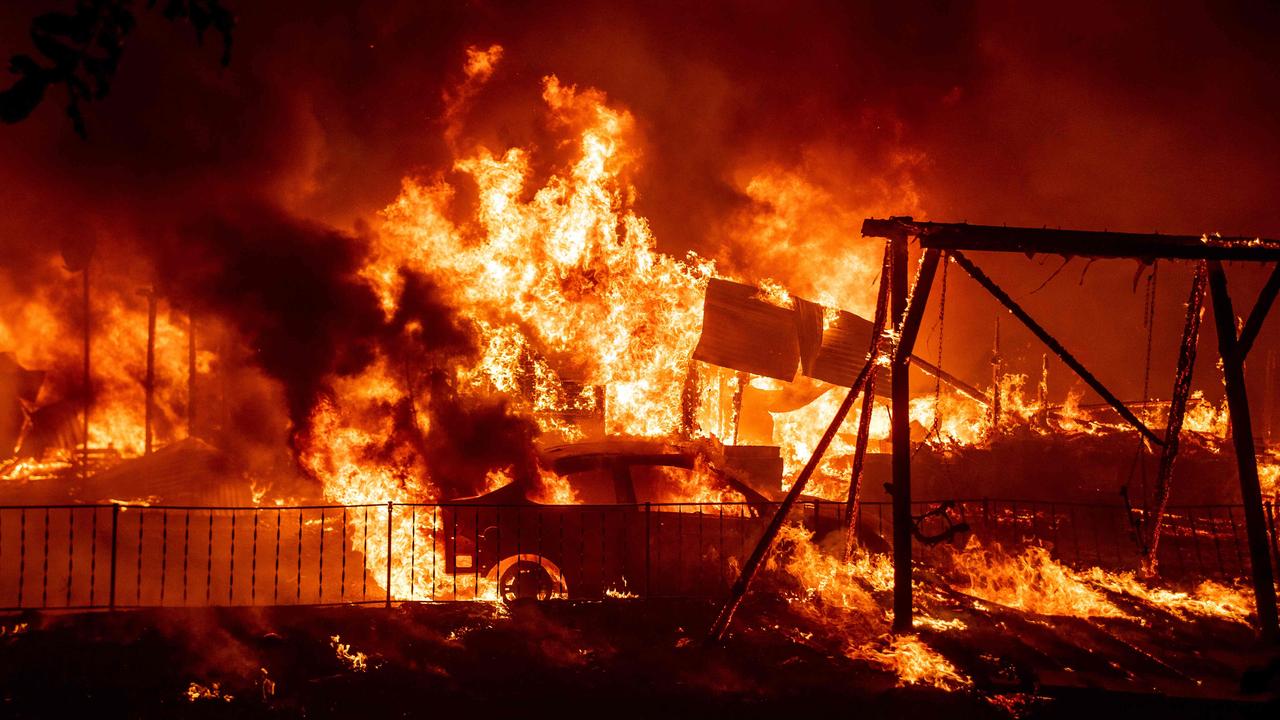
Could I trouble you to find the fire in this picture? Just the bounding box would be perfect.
[373,73,714,440]
[943,537,1256,624]
[944,538,1125,618]
[851,635,972,690]
[330,635,369,672]
[773,524,972,689]
[0,255,215,460]
[186,682,233,703]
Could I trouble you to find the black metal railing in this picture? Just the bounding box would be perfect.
[0,499,1275,611]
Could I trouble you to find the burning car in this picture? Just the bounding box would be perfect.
[439,439,847,603]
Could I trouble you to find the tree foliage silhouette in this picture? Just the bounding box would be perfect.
[0,1,234,137]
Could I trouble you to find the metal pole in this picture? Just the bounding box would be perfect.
[1207,260,1279,641]
[1143,262,1207,574]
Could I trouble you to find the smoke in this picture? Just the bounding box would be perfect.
[3,0,1280,478]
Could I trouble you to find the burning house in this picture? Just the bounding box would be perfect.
[0,1,1279,716]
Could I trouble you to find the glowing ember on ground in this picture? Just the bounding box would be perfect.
[329,635,368,672]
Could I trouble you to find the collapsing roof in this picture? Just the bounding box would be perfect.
[692,278,885,392]
[692,278,986,402]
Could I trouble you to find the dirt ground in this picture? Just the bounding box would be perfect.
[0,598,1276,719]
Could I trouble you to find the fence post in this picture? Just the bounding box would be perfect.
[644,502,652,598]
[386,501,393,609]
[108,503,120,609]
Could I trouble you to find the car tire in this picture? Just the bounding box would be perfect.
[498,560,555,604]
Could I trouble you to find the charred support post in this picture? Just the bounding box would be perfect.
[386,501,394,608]
[730,372,748,445]
[705,249,943,643]
[844,242,894,560]
[680,362,699,439]
[949,250,1164,447]
[990,317,1002,433]
[707,346,878,642]
[82,262,90,475]
[1207,261,1280,640]
[1142,262,1207,573]
[108,503,119,609]
[141,289,157,455]
[188,310,196,437]
[1237,261,1280,358]
[890,245,942,633]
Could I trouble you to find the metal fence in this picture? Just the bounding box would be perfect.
[0,499,1276,611]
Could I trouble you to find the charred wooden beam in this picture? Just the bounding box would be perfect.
[141,288,156,455]
[844,242,893,561]
[1207,260,1280,641]
[892,249,943,369]
[1142,261,1207,574]
[862,217,1280,262]
[708,250,925,644]
[911,356,990,405]
[82,262,90,476]
[730,371,747,445]
[891,243,940,633]
[706,327,880,643]
[1237,261,1280,359]
[948,250,1165,447]
[187,310,196,438]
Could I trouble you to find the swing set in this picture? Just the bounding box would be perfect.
[709,217,1280,644]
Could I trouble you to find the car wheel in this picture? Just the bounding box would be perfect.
[499,560,555,604]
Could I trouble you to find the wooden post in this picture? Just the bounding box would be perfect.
[188,310,196,438]
[707,349,879,643]
[890,236,912,632]
[844,242,893,561]
[1207,260,1279,640]
[990,316,1002,434]
[82,262,91,475]
[730,372,747,445]
[142,289,156,455]
[706,246,938,644]
[1142,261,1207,574]
[1265,350,1275,447]
[887,242,945,633]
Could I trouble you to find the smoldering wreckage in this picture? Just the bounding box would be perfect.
[2,46,1280,719]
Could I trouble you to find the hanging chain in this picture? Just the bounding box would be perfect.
[929,259,949,439]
